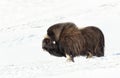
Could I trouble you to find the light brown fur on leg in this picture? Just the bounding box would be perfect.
[65,53,74,62]
[86,52,93,58]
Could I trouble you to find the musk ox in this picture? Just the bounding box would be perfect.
[42,22,105,62]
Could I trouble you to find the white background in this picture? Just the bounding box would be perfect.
[0,0,120,78]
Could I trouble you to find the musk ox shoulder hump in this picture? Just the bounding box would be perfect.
[47,22,77,41]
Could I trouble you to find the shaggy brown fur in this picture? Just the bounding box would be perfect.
[42,22,105,62]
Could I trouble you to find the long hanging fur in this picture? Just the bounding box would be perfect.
[42,22,105,62]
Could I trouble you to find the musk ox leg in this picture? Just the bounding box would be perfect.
[96,49,104,57]
[65,53,74,62]
[95,45,104,57]
[86,52,93,58]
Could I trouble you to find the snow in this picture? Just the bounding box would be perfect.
[0,0,120,78]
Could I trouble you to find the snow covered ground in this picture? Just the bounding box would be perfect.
[0,0,120,78]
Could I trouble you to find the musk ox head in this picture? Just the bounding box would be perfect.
[42,22,105,62]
